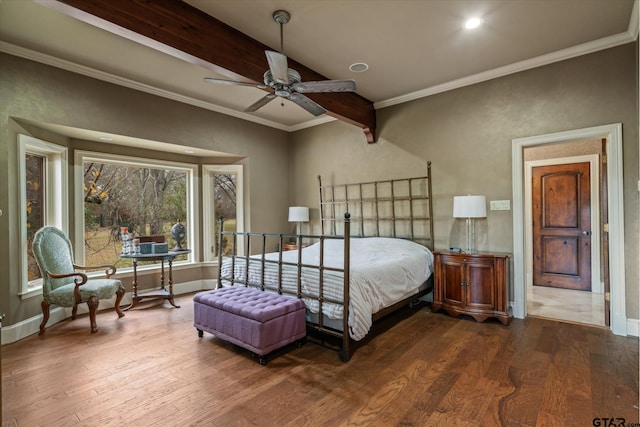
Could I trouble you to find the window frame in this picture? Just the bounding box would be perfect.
[74,150,199,271]
[18,135,68,298]
[202,164,244,262]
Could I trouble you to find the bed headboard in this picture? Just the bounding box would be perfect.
[318,161,434,251]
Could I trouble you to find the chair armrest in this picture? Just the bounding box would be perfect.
[73,264,117,278]
[47,271,88,304]
[47,271,88,286]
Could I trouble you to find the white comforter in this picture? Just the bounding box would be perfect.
[219,237,433,341]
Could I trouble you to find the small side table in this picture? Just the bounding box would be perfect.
[283,243,308,251]
[120,250,191,310]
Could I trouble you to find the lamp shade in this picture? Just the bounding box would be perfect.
[288,206,309,222]
[453,195,486,218]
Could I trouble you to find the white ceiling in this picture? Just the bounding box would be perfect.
[0,0,637,135]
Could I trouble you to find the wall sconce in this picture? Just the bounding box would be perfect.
[453,195,486,253]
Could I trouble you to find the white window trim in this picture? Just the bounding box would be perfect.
[74,150,199,269]
[202,164,244,262]
[18,135,68,298]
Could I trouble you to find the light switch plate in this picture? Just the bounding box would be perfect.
[490,200,510,211]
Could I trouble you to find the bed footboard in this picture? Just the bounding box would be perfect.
[217,214,353,361]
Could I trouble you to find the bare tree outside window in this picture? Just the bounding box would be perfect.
[83,161,187,267]
[25,153,45,281]
[214,173,237,255]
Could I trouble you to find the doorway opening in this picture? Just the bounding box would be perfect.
[524,152,603,327]
[512,123,627,336]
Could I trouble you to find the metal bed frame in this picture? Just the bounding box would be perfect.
[217,162,434,361]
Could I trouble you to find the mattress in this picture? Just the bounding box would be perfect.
[219,237,433,341]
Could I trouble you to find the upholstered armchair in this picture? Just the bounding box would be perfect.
[32,226,125,334]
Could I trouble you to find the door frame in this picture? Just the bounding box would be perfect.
[525,155,601,294]
[512,123,626,336]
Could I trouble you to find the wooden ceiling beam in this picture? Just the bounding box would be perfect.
[45,0,376,142]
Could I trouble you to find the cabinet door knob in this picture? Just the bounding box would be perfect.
[460,281,465,287]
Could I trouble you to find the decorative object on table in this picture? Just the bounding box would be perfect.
[170,220,187,251]
[120,227,131,255]
[152,243,169,254]
[288,206,309,237]
[139,242,152,254]
[453,194,486,253]
[132,238,140,255]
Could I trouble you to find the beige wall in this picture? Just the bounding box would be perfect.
[524,139,602,161]
[290,43,639,319]
[1,41,637,328]
[0,53,290,326]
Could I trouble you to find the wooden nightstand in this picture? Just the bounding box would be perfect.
[431,250,511,325]
[283,243,306,251]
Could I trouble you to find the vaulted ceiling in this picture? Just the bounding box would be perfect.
[0,0,637,144]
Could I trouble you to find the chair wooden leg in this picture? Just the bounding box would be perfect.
[72,304,78,320]
[87,295,99,333]
[114,284,125,318]
[39,300,50,335]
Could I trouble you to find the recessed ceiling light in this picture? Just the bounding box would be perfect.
[99,136,113,141]
[184,150,195,154]
[349,62,369,73]
[464,17,483,30]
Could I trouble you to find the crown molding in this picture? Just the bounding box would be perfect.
[2,12,637,132]
[375,29,637,110]
[0,41,297,132]
[0,41,336,134]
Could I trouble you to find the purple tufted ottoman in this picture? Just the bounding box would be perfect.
[193,287,306,364]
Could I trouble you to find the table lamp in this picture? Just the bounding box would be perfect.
[288,206,309,236]
[453,195,486,253]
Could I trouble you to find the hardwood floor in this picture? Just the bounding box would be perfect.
[2,293,638,426]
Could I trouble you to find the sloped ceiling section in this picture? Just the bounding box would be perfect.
[43,0,377,143]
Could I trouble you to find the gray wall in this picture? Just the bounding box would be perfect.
[290,43,639,319]
[0,53,290,326]
[1,41,637,328]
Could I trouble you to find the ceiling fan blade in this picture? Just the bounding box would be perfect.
[289,93,327,116]
[292,79,356,93]
[245,93,277,112]
[265,50,289,84]
[203,77,267,89]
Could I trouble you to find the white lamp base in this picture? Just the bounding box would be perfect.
[464,217,477,254]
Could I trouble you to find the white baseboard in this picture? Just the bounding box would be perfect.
[3,283,635,344]
[1,280,215,345]
[626,318,639,337]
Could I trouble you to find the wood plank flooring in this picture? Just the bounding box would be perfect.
[2,293,638,426]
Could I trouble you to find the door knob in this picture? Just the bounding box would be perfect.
[582,231,591,236]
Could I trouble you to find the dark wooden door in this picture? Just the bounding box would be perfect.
[532,162,591,290]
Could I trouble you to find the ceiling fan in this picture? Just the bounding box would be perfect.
[203,10,356,116]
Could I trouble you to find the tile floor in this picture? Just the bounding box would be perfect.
[527,285,606,327]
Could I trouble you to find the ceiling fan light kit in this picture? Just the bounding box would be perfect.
[204,9,356,117]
